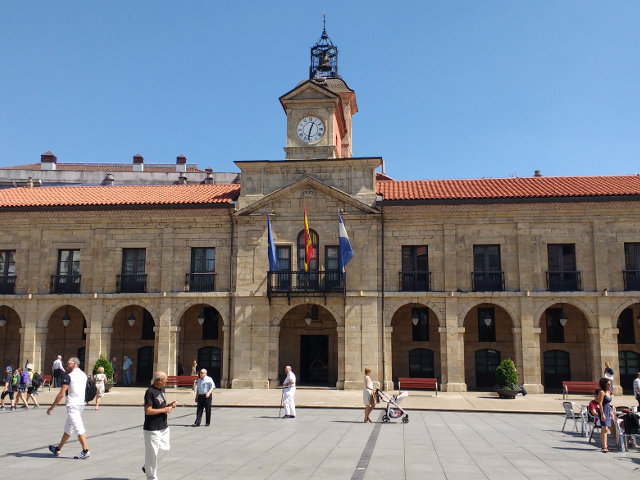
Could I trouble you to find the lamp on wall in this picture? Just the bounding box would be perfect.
[304,309,312,326]
[483,311,493,327]
[636,313,640,326]
[411,310,419,326]
[62,306,71,328]
[559,311,568,327]
[128,309,136,327]
[197,310,206,326]
[0,307,6,328]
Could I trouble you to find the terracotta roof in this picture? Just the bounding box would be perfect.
[0,184,240,208]
[376,175,640,201]
[2,163,204,173]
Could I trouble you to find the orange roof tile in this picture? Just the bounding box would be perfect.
[0,184,239,208]
[376,175,640,201]
[2,163,204,173]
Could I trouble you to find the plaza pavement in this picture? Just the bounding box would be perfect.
[2,386,640,479]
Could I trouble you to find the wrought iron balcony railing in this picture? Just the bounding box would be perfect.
[0,275,16,294]
[546,271,582,292]
[471,271,504,292]
[50,274,81,294]
[185,273,216,292]
[267,270,345,296]
[116,273,147,293]
[623,270,640,291]
[399,271,431,291]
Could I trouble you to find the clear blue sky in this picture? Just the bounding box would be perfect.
[1,1,638,180]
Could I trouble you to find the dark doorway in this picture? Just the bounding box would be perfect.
[543,350,570,391]
[137,346,154,385]
[300,335,329,385]
[619,350,640,394]
[198,346,222,386]
[475,349,501,388]
[409,348,434,378]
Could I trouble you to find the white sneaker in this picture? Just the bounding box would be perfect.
[74,450,90,459]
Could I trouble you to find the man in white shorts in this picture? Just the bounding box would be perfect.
[282,365,296,418]
[47,356,90,459]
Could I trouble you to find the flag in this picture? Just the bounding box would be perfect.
[338,211,353,272]
[303,204,314,271]
[267,214,278,272]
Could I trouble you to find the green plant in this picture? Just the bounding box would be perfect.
[93,354,114,382]
[495,358,518,389]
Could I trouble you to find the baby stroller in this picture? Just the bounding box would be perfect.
[376,389,409,423]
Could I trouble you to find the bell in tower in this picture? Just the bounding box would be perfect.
[309,16,339,79]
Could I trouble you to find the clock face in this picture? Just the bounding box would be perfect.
[296,116,325,143]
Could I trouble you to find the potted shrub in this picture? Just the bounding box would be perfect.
[93,354,115,392]
[494,358,521,399]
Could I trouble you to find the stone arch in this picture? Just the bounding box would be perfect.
[40,302,90,329]
[104,299,159,328]
[0,302,25,327]
[173,298,227,326]
[457,298,520,328]
[385,298,444,327]
[271,300,343,327]
[611,299,640,328]
[533,297,597,329]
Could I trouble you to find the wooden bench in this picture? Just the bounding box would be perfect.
[166,375,197,388]
[562,381,600,399]
[397,377,438,396]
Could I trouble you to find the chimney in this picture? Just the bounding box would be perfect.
[178,173,188,184]
[534,170,541,177]
[133,154,144,172]
[176,154,187,173]
[204,168,213,184]
[27,177,34,188]
[41,151,57,170]
[104,173,115,185]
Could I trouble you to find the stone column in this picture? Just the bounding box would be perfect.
[154,301,173,375]
[336,329,345,389]
[20,326,47,373]
[596,296,622,394]
[382,325,394,391]
[84,299,107,371]
[520,297,543,393]
[442,295,466,391]
[267,324,279,388]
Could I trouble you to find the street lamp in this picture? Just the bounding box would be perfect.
[128,310,136,327]
[559,311,568,327]
[0,308,6,328]
[62,308,71,328]
[411,310,419,326]
[197,310,205,326]
[483,311,493,327]
[304,312,312,326]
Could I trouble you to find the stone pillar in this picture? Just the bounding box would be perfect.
[154,301,174,375]
[520,297,543,393]
[20,326,47,373]
[84,300,107,372]
[336,329,345,389]
[512,326,523,380]
[596,297,622,395]
[267,324,279,388]
[442,295,466,391]
[382,325,394,391]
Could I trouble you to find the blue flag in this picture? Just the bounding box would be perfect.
[338,212,353,273]
[267,215,278,272]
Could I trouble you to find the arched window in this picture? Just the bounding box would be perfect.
[297,229,319,272]
[409,348,434,378]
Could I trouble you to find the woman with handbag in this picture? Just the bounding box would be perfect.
[363,367,376,423]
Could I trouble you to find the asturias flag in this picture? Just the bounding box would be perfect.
[267,214,278,272]
[303,204,314,271]
[338,211,354,272]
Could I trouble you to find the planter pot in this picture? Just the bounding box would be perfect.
[105,382,114,393]
[495,388,521,399]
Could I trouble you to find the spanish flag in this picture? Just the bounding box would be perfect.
[303,204,314,271]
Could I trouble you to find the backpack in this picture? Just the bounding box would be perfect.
[31,372,43,388]
[623,412,639,435]
[20,371,31,388]
[85,376,97,403]
[11,373,18,387]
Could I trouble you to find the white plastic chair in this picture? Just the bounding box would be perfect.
[562,401,582,433]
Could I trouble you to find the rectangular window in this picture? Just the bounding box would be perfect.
[624,243,640,291]
[276,246,291,289]
[477,307,496,342]
[191,248,215,273]
[546,308,565,343]
[401,246,429,291]
[547,244,580,291]
[53,249,81,294]
[325,245,340,290]
[411,308,429,341]
[473,245,503,291]
[0,250,16,294]
[119,248,146,293]
[202,307,219,340]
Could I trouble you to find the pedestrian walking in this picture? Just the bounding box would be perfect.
[363,367,376,423]
[282,365,296,419]
[25,363,40,408]
[14,367,29,409]
[123,355,133,386]
[93,367,107,410]
[142,371,177,479]
[0,365,16,411]
[192,368,215,427]
[47,357,91,459]
[52,355,64,388]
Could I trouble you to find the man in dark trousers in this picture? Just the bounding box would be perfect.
[192,368,215,427]
[143,371,177,479]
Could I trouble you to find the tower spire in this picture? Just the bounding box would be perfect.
[310,15,339,79]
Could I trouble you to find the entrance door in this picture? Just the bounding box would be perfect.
[137,346,154,385]
[619,351,640,394]
[475,349,501,388]
[300,335,328,386]
[198,346,222,387]
[543,350,570,391]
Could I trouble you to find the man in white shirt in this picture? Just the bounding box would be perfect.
[52,355,64,387]
[633,371,640,407]
[192,368,215,427]
[282,365,296,419]
[47,357,90,459]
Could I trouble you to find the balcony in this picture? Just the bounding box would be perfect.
[267,270,345,302]
[185,273,216,292]
[623,270,640,291]
[50,274,81,294]
[116,273,147,293]
[399,271,431,291]
[546,271,582,292]
[471,271,504,292]
[0,275,16,294]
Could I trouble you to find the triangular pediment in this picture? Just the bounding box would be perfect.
[279,80,339,107]
[235,176,378,218]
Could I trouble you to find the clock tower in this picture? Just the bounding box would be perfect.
[280,21,358,160]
